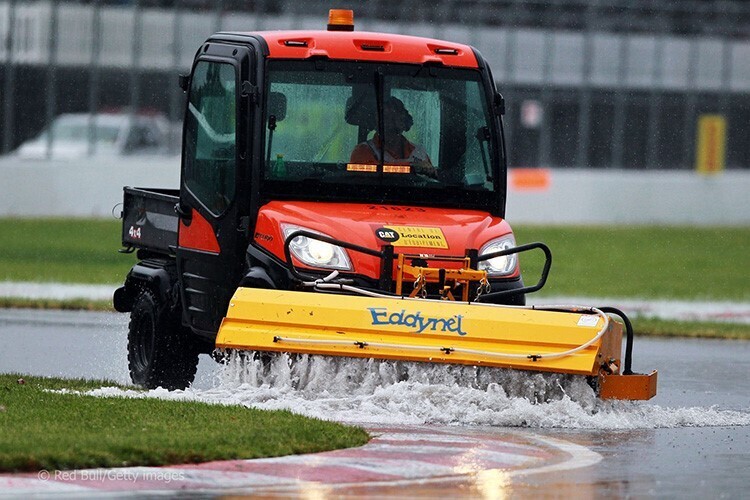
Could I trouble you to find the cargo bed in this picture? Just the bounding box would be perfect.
[120,187,179,254]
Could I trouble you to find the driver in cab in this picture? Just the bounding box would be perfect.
[350,96,438,178]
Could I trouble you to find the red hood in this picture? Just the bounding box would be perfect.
[254,201,515,279]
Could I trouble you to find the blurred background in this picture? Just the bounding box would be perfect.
[1,0,749,222]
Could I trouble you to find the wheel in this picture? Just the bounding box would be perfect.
[127,289,199,390]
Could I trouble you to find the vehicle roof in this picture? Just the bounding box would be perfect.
[219,30,480,69]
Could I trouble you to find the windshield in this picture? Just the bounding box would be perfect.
[263,60,499,208]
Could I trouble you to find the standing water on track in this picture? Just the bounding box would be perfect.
[91,351,750,430]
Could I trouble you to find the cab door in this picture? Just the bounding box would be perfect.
[176,43,254,338]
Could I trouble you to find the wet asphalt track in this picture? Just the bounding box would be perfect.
[0,308,749,498]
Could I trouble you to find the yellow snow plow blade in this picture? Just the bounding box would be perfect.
[216,288,656,400]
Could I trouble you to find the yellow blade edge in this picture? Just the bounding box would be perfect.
[216,288,619,376]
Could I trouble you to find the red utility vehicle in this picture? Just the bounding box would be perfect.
[114,10,655,400]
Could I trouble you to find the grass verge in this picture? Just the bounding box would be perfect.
[634,317,750,340]
[0,374,369,473]
[1,219,749,301]
[0,218,133,284]
[0,297,112,311]
[513,225,750,302]
[1,219,748,339]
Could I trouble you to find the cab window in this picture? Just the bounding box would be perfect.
[183,61,237,216]
[263,60,496,194]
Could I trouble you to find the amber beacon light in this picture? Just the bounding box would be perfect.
[328,9,355,31]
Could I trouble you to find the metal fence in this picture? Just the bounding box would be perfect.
[1,0,749,169]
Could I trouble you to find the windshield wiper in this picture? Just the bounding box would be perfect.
[375,69,385,178]
[477,126,493,182]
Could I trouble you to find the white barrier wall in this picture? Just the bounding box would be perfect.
[0,156,748,225]
[506,169,750,226]
[0,156,180,218]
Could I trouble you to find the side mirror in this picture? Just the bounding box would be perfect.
[268,91,287,122]
[178,74,190,92]
[175,202,192,221]
[494,92,505,116]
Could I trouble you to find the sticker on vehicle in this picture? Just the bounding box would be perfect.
[374,226,448,248]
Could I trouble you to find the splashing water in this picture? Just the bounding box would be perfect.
[88,351,750,430]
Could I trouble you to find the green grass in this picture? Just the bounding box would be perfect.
[1,218,748,339]
[0,374,369,472]
[0,297,112,311]
[514,225,750,301]
[0,218,132,284]
[1,219,747,301]
[635,317,750,340]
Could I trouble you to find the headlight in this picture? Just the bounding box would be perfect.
[282,224,352,271]
[478,235,518,276]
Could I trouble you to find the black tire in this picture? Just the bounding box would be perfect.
[127,289,199,390]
